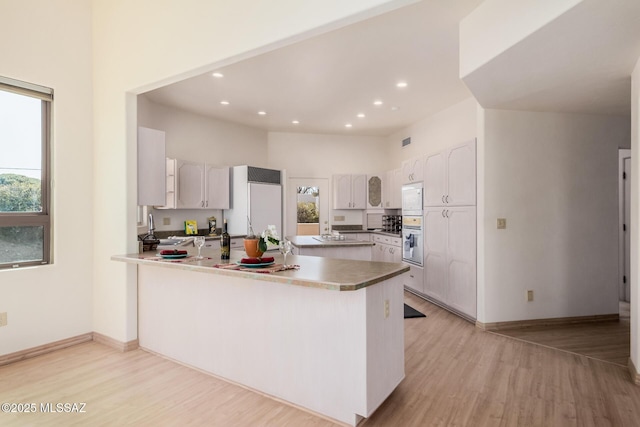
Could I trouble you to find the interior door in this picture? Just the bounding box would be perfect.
[287,177,329,238]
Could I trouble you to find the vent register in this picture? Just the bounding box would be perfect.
[247,166,281,184]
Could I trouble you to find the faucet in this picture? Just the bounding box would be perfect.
[147,213,156,239]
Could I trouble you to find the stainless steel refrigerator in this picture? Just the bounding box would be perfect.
[224,166,282,249]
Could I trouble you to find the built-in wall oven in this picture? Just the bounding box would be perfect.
[402,216,423,266]
[401,183,424,266]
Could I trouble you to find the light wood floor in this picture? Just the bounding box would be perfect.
[492,315,630,367]
[1,292,640,426]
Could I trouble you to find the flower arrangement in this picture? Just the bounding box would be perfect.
[258,224,280,253]
[246,219,280,254]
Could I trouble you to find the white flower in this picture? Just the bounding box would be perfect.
[259,225,280,252]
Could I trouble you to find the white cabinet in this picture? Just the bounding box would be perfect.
[137,127,166,206]
[160,159,229,210]
[423,206,476,318]
[382,168,402,209]
[424,139,476,207]
[177,160,205,208]
[333,174,366,209]
[401,156,424,184]
[372,235,402,263]
[366,174,384,209]
[404,264,424,294]
[205,164,230,209]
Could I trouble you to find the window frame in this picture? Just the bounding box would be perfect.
[0,76,52,269]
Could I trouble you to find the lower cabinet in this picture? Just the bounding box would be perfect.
[403,264,424,294]
[371,235,402,263]
[423,206,476,318]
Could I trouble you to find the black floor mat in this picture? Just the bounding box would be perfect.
[404,303,426,318]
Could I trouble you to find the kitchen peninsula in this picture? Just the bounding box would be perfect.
[112,247,408,426]
[288,234,374,261]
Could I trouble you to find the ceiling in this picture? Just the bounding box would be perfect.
[143,0,484,137]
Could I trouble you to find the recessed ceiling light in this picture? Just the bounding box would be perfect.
[292,120,300,124]
[357,113,365,118]
[345,123,353,128]
[220,100,230,105]
[258,111,267,115]
[212,72,224,78]
[396,81,408,88]
[373,100,383,106]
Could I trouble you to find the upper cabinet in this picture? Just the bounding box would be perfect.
[382,168,402,209]
[401,156,424,184]
[424,139,476,207]
[367,174,383,209]
[137,127,166,206]
[157,159,229,209]
[333,174,366,209]
[177,160,205,208]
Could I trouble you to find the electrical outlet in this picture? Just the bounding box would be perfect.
[497,218,507,229]
[163,217,171,225]
[0,312,7,327]
[384,300,390,318]
[334,215,345,222]
[527,290,534,302]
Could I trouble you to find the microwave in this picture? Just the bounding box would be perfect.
[402,183,423,215]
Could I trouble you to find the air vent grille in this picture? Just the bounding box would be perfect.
[247,166,281,184]
[402,137,411,147]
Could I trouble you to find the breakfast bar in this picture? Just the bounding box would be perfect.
[112,248,408,426]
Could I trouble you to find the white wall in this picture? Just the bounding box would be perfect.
[481,109,630,323]
[92,0,410,343]
[630,57,640,371]
[138,96,268,167]
[0,0,93,354]
[386,97,478,166]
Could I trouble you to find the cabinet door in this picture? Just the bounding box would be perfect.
[404,264,424,293]
[402,156,424,184]
[392,168,402,208]
[137,127,166,206]
[423,207,448,302]
[446,140,476,206]
[446,206,476,318]
[367,174,383,209]
[372,243,385,262]
[423,151,446,207]
[177,161,205,209]
[333,174,352,209]
[351,174,367,209]
[205,165,229,209]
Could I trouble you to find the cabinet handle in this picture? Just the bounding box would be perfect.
[445,210,450,218]
[201,201,204,207]
[206,201,208,207]
[442,210,446,217]
[442,195,445,203]
[446,195,450,203]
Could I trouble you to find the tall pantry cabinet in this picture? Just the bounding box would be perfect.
[423,139,476,319]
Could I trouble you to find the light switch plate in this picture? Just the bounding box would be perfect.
[497,218,507,229]
[334,215,345,222]
[163,217,171,225]
[0,312,7,327]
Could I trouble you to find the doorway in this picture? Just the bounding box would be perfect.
[286,178,329,238]
[620,149,631,304]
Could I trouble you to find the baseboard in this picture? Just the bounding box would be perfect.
[629,358,640,385]
[476,313,620,331]
[92,332,139,352]
[0,332,93,367]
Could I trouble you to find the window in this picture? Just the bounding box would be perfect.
[0,76,52,269]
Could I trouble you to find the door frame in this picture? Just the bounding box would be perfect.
[619,148,631,302]
[286,177,329,239]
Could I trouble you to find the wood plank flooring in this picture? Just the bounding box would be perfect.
[1,292,640,426]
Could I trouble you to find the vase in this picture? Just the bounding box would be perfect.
[244,238,264,258]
